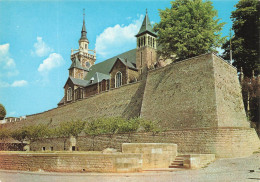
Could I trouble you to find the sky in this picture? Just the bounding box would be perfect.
[0,0,239,118]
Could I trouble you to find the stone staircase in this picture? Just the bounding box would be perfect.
[169,155,187,169]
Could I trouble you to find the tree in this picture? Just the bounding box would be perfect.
[222,0,259,77]
[0,104,6,120]
[11,127,28,144]
[154,0,225,60]
[0,128,10,142]
[56,120,86,150]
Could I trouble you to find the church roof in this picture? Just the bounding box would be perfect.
[69,56,89,71]
[79,17,88,42]
[85,49,136,81]
[136,10,157,37]
[88,72,110,85]
[109,58,137,73]
[69,76,89,87]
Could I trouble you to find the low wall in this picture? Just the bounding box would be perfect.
[30,127,260,158]
[122,143,177,169]
[0,152,142,173]
[182,154,216,169]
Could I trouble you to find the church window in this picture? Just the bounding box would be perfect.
[141,37,143,47]
[144,36,146,46]
[138,38,141,48]
[141,52,143,66]
[85,44,87,49]
[67,87,72,101]
[115,72,122,88]
[152,38,155,48]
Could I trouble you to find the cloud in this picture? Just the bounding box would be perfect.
[31,37,53,57]
[95,14,144,59]
[0,80,28,88]
[38,53,64,73]
[0,43,19,77]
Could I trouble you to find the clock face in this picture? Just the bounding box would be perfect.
[85,62,90,68]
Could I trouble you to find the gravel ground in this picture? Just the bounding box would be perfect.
[0,153,259,182]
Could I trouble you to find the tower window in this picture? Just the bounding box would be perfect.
[85,44,87,49]
[141,52,143,66]
[67,87,72,101]
[153,38,155,48]
[115,72,122,88]
[144,36,146,46]
[138,38,141,48]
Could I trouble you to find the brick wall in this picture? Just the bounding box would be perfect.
[31,127,260,158]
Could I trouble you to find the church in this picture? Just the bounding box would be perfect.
[58,10,165,106]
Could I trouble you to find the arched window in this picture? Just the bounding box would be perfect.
[115,72,122,88]
[67,87,72,101]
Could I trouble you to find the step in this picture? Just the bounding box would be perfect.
[169,165,186,168]
[171,161,184,165]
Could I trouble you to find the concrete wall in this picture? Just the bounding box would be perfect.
[0,152,142,173]
[30,128,260,158]
[122,143,177,169]
[182,154,216,169]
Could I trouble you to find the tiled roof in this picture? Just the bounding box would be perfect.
[87,72,110,86]
[69,76,89,87]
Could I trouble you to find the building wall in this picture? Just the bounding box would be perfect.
[64,79,75,104]
[127,69,139,83]
[85,83,98,97]
[141,53,219,129]
[110,60,127,88]
[136,46,157,74]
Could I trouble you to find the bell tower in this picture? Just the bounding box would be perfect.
[70,9,96,80]
[136,9,157,75]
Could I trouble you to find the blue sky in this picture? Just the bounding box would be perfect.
[0,0,239,118]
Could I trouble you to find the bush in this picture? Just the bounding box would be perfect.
[0,104,6,120]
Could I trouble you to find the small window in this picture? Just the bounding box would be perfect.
[42,147,45,151]
[72,146,76,151]
[50,147,53,151]
[67,87,72,101]
[115,72,122,88]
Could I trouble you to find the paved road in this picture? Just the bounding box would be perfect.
[0,153,259,182]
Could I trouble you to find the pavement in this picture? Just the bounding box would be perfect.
[0,153,259,182]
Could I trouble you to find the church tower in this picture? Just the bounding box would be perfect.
[136,9,157,75]
[69,9,96,80]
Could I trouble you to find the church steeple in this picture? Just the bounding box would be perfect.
[79,9,88,42]
[136,9,157,37]
[79,9,89,51]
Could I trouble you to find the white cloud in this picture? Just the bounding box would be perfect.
[11,80,28,87]
[0,43,19,77]
[32,37,53,57]
[95,14,144,59]
[0,80,28,88]
[38,53,64,73]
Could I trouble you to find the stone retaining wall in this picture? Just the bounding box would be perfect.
[30,127,260,158]
[0,152,142,173]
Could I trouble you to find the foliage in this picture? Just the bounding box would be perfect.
[56,120,86,138]
[241,76,260,125]
[11,127,28,143]
[0,104,6,120]
[0,128,10,141]
[140,120,162,135]
[222,0,260,77]
[154,0,225,60]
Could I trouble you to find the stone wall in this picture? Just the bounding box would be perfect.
[141,53,218,129]
[212,55,249,127]
[0,152,142,173]
[122,143,177,169]
[30,127,260,158]
[2,82,144,130]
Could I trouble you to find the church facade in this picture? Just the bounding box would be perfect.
[58,11,161,106]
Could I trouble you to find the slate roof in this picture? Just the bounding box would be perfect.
[79,19,88,42]
[85,49,136,81]
[69,56,89,71]
[109,58,137,73]
[88,72,110,85]
[69,76,89,87]
[136,10,157,37]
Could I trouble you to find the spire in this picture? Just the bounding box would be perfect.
[136,9,157,37]
[79,8,88,42]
